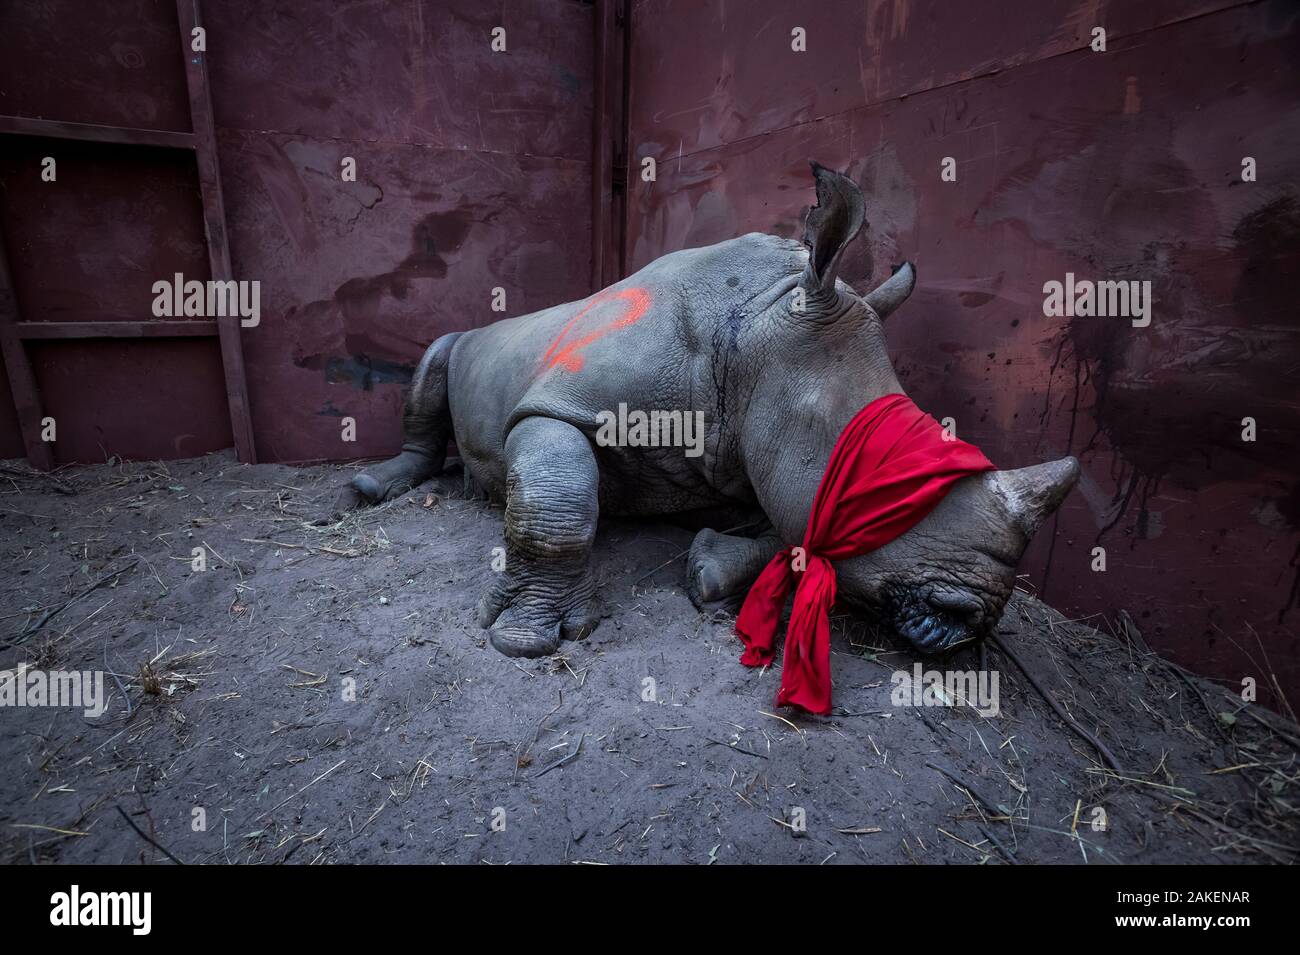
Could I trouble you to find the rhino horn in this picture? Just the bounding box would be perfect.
[989,457,1081,537]
[864,261,916,319]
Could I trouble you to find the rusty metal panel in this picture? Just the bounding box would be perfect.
[0,0,192,132]
[0,136,232,464]
[0,139,210,323]
[201,0,593,160]
[627,0,1238,158]
[625,1,1300,702]
[27,338,233,463]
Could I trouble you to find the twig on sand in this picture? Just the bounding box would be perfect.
[241,538,363,559]
[926,762,1006,820]
[704,737,768,759]
[937,827,985,855]
[115,805,185,865]
[534,734,584,778]
[259,758,347,820]
[532,692,564,747]
[1235,702,1300,752]
[990,634,1124,774]
[514,692,565,781]
[760,709,801,732]
[979,825,1018,864]
[7,559,139,646]
[10,823,88,837]
[1150,791,1297,864]
[0,464,77,495]
[104,636,133,720]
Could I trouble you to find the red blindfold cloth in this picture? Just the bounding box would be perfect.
[736,393,995,715]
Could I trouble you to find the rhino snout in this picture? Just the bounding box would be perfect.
[889,585,998,655]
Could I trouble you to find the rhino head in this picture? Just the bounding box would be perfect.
[738,162,1079,654]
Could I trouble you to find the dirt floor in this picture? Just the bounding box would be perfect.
[0,452,1297,865]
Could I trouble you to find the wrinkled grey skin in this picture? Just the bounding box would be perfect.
[335,162,1079,660]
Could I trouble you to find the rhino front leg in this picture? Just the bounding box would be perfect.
[478,416,601,657]
[686,526,784,615]
[331,332,461,515]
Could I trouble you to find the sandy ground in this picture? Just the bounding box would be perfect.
[0,452,1296,865]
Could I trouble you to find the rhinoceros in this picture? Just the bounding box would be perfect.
[334,162,1079,660]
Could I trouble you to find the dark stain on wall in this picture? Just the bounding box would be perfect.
[292,210,481,389]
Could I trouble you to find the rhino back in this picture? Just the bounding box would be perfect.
[446,232,805,511]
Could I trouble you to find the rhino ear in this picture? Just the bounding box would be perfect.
[800,161,865,298]
[864,262,916,319]
[989,457,1081,538]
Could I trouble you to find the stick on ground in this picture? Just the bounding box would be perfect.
[990,634,1124,774]
[8,559,139,646]
[115,805,185,865]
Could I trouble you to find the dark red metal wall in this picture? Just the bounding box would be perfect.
[0,0,594,463]
[624,0,1300,702]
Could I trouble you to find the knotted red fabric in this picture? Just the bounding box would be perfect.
[736,393,995,714]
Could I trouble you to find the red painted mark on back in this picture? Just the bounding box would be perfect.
[541,286,652,373]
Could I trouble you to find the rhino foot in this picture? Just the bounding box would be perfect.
[477,416,602,658]
[686,527,783,616]
[489,624,562,658]
[478,571,601,657]
[351,449,438,504]
[320,448,437,522]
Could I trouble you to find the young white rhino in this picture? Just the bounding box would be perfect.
[335,163,1079,661]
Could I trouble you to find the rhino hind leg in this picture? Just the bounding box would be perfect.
[686,526,783,616]
[478,416,601,658]
[332,332,461,515]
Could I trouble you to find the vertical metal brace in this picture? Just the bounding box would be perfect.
[175,0,257,464]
